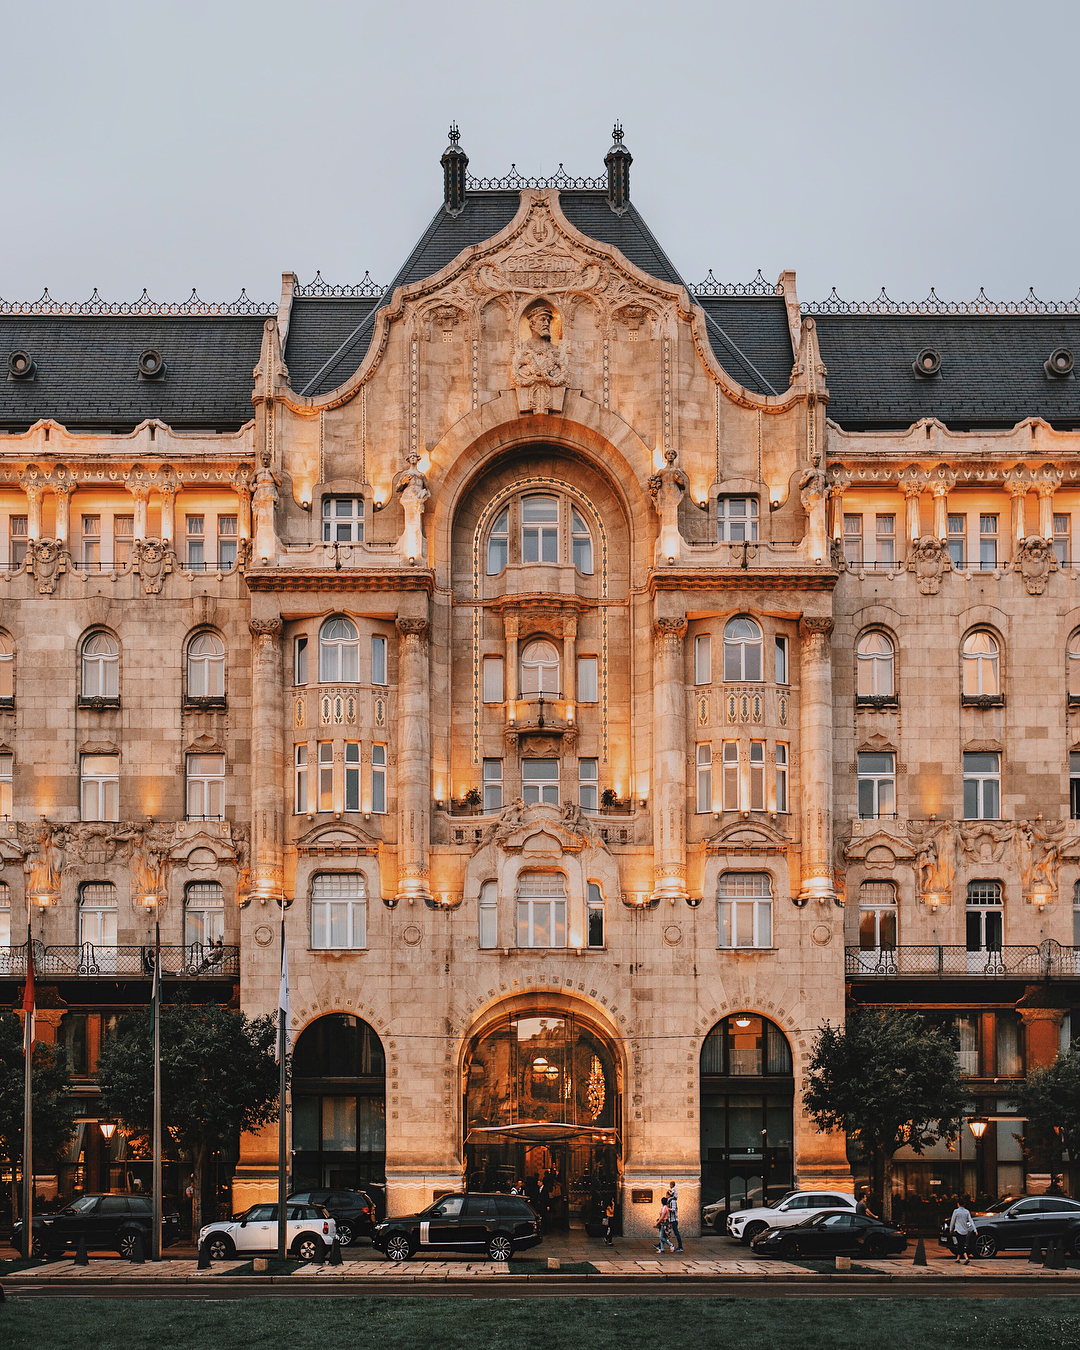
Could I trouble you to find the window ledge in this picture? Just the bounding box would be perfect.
[961,694,1004,709]
[856,696,899,710]
[78,696,120,711]
[717,945,777,954]
[184,696,227,712]
[309,946,368,954]
[0,697,13,710]
[1068,694,1080,709]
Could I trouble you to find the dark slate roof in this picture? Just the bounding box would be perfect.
[558,192,684,285]
[697,297,794,397]
[0,316,264,431]
[814,315,1080,431]
[283,298,381,397]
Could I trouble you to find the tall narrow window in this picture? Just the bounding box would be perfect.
[723,617,762,682]
[964,752,1000,820]
[997,1010,1023,1076]
[875,514,895,565]
[113,515,134,566]
[695,634,712,685]
[345,742,360,811]
[0,633,13,701]
[516,872,566,949]
[749,741,765,810]
[717,497,759,542]
[371,635,387,686]
[521,495,559,563]
[1071,751,1080,821]
[1069,633,1080,700]
[81,632,119,699]
[294,636,308,686]
[947,514,966,568]
[79,883,118,951]
[0,882,9,946]
[311,874,366,950]
[482,758,503,812]
[979,514,998,569]
[371,744,387,813]
[587,882,604,948]
[571,508,593,574]
[186,516,205,570]
[487,508,509,575]
[478,880,498,949]
[0,752,11,818]
[718,872,773,949]
[318,742,333,812]
[81,515,100,569]
[956,1015,979,1075]
[294,744,309,813]
[857,631,895,698]
[577,656,598,703]
[966,880,1003,952]
[1073,879,1080,946]
[187,632,226,698]
[218,515,238,568]
[483,656,504,703]
[857,753,895,818]
[962,631,1000,697]
[859,881,897,950]
[319,616,359,682]
[522,758,559,805]
[1054,514,1071,567]
[185,882,224,949]
[775,743,788,813]
[722,741,739,811]
[843,514,863,565]
[578,758,598,812]
[774,636,789,685]
[521,640,560,696]
[186,754,224,820]
[322,497,364,543]
[81,755,119,822]
[696,743,712,813]
[9,516,27,568]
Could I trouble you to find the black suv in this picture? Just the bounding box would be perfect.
[14,1194,181,1259]
[289,1188,379,1246]
[373,1192,541,1262]
[938,1196,1080,1257]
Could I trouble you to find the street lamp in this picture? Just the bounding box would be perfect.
[99,1122,117,1141]
[968,1117,989,1141]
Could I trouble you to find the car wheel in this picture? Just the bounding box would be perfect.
[335,1221,354,1247]
[117,1231,144,1260]
[780,1236,800,1259]
[974,1234,997,1259]
[487,1234,513,1262]
[292,1233,325,1263]
[1069,1233,1080,1260]
[207,1234,235,1261]
[865,1236,887,1259]
[743,1221,768,1245]
[385,1234,413,1262]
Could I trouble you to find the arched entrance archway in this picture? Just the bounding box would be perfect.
[292,1014,386,1191]
[464,1008,621,1231]
[699,1014,794,1223]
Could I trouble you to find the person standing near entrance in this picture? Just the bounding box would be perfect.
[948,1197,976,1264]
[602,1196,615,1246]
[665,1183,683,1253]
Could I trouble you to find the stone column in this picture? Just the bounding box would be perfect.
[249,618,284,901]
[159,484,177,547]
[396,616,431,904]
[562,614,577,706]
[828,485,845,540]
[903,482,922,543]
[798,616,835,904]
[1007,480,1028,547]
[24,481,43,541]
[1038,481,1055,540]
[127,482,151,541]
[504,613,520,712]
[53,484,73,546]
[932,483,949,540]
[652,616,688,902]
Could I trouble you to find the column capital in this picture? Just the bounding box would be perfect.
[396,617,430,639]
[502,614,520,639]
[249,618,283,647]
[902,480,924,499]
[653,616,687,658]
[1018,1007,1065,1026]
[1005,478,1030,498]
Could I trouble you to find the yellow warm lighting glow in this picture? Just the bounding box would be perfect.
[99,1122,117,1140]
[968,1117,989,1140]
[652,446,666,472]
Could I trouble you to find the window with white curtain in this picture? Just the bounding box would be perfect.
[723,617,762,681]
[79,882,118,949]
[311,873,367,949]
[187,632,225,698]
[483,758,503,812]
[483,656,504,703]
[856,632,894,697]
[81,755,119,822]
[576,656,598,703]
[521,640,560,695]
[516,872,566,948]
[487,507,509,575]
[0,631,13,700]
[478,880,498,949]
[319,616,359,683]
[962,631,1000,696]
[571,508,593,574]
[185,882,224,948]
[0,881,10,946]
[186,754,225,820]
[371,635,387,686]
[81,632,119,699]
[718,872,773,949]
[695,634,712,685]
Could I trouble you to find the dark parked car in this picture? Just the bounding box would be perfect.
[938,1196,1080,1257]
[289,1188,378,1246]
[751,1210,907,1259]
[13,1193,181,1259]
[372,1192,541,1262]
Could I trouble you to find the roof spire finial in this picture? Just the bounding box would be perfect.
[441,123,468,216]
[605,122,631,215]
[448,122,460,146]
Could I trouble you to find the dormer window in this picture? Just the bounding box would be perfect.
[717,497,758,542]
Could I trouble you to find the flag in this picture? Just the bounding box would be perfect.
[276,918,289,1062]
[22,932,34,1013]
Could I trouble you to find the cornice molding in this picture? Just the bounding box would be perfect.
[647,567,839,594]
[244,568,435,595]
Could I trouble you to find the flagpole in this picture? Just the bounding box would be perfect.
[277,910,288,1260]
[152,919,162,1261]
[21,901,34,1257]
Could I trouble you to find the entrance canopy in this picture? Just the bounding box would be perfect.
[467,1123,619,1145]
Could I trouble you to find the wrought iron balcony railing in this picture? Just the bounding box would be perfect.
[0,941,239,979]
[846,941,1080,979]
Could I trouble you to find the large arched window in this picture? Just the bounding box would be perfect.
[962,631,1000,697]
[485,492,594,577]
[723,617,762,682]
[187,632,225,698]
[0,632,13,702]
[521,639,560,696]
[319,616,359,683]
[185,881,224,949]
[311,872,366,949]
[856,631,895,698]
[81,632,119,699]
[292,1014,386,1192]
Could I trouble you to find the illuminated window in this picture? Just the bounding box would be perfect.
[516,873,566,949]
[856,632,894,697]
[962,631,1000,696]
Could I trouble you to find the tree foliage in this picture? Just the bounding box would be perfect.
[804,1011,967,1213]
[0,1011,73,1219]
[1010,1042,1080,1172]
[97,1000,280,1232]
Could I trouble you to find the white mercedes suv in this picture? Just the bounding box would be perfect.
[715,1190,858,1243]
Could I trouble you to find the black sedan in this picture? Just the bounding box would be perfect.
[751,1210,907,1259]
[372,1192,542,1261]
[289,1188,379,1246]
[939,1196,1080,1258]
[13,1194,181,1259]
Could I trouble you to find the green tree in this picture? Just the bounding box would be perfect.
[1009,1043,1080,1186]
[97,1000,280,1234]
[0,1010,73,1222]
[804,1010,967,1218]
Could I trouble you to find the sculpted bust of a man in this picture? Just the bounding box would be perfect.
[511,304,568,412]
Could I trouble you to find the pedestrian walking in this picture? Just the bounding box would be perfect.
[602,1196,615,1246]
[948,1197,976,1264]
[654,1198,674,1253]
[665,1183,683,1252]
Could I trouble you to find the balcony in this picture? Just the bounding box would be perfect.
[0,941,240,980]
[846,941,1080,979]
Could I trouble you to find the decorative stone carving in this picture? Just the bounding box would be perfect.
[251,465,278,564]
[511,303,568,413]
[907,534,950,594]
[798,616,834,660]
[653,615,688,659]
[957,819,1013,865]
[249,618,283,654]
[1018,818,1065,898]
[396,454,430,563]
[29,538,65,594]
[134,538,172,595]
[1012,535,1057,594]
[906,818,958,899]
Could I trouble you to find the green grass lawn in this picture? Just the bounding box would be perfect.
[3,1298,1080,1350]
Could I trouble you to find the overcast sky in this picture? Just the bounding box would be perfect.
[3,0,1076,307]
